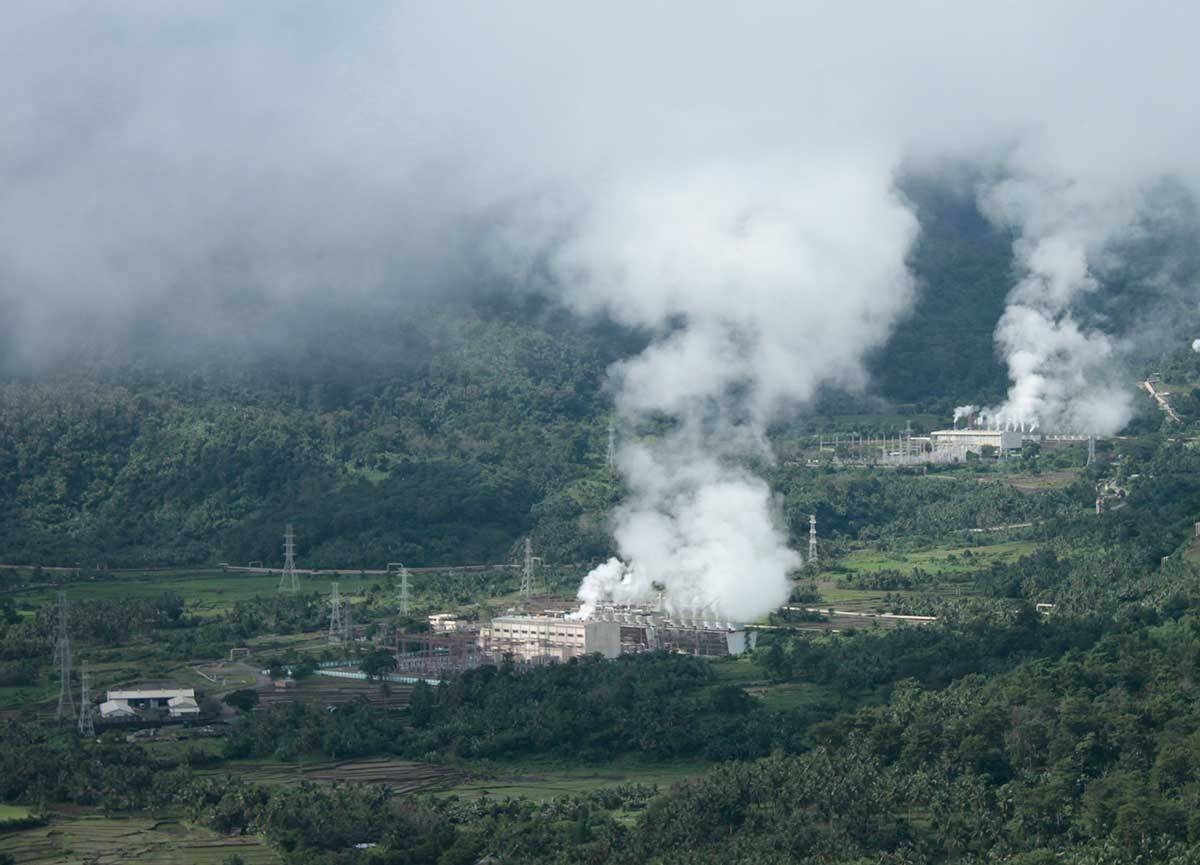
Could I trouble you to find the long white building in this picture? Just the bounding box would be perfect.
[480,615,622,662]
[102,687,200,719]
[929,428,1022,454]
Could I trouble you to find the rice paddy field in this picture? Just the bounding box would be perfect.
[0,813,280,865]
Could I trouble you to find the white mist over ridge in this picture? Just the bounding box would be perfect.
[559,158,917,621]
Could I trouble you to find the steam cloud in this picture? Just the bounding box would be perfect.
[562,160,917,620]
[976,176,1141,433]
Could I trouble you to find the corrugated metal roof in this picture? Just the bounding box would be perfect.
[107,688,195,700]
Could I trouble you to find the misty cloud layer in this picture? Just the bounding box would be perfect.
[6,2,1200,616]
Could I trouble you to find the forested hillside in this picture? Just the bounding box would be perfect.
[0,297,630,567]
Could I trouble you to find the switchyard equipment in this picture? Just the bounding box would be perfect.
[395,630,484,677]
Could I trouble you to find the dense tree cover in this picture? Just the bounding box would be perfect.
[771,464,1066,546]
[6,600,1200,863]
[0,297,627,568]
[226,654,814,764]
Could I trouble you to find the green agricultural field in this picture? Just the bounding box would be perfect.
[440,760,709,801]
[19,569,387,618]
[0,812,280,864]
[838,540,1038,577]
[0,804,39,824]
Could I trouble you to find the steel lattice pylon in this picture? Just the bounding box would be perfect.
[54,591,75,722]
[278,524,300,593]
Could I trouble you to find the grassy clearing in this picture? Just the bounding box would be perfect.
[710,656,766,685]
[981,469,1081,491]
[440,760,708,801]
[19,569,388,618]
[746,681,833,712]
[0,812,280,864]
[837,540,1038,577]
[0,804,38,823]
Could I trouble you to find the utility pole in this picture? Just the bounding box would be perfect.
[808,514,818,567]
[54,591,75,722]
[278,524,300,593]
[328,583,342,643]
[78,659,95,737]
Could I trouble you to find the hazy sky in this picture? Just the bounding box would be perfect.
[2,1,1199,388]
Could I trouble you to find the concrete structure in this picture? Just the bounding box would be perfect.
[480,615,622,662]
[167,695,200,718]
[428,613,464,633]
[99,700,138,720]
[930,428,1022,455]
[101,687,201,721]
[584,607,759,657]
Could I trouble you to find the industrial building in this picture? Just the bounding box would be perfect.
[588,608,758,657]
[929,428,1023,455]
[101,688,200,720]
[475,610,756,663]
[428,613,465,633]
[479,615,622,662]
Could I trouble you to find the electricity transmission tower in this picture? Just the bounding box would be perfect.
[520,537,542,601]
[397,565,411,616]
[78,660,95,737]
[1087,435,1096,467]
[278,524,300,593]
[808,514,818,567]
[54,591,75,722]
[328,583,343,643]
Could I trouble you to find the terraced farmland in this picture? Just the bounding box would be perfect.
[0,813,279,864]
[216,757,462,792]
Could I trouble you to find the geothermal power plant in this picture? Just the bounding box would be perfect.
[395,607,757,679]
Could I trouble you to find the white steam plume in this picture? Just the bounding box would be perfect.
[978,172,1151,435]
[554,157,918,622]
